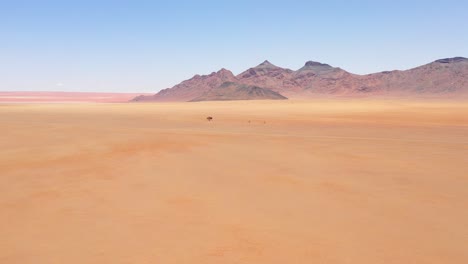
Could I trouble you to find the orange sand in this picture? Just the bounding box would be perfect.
[1,99,467,263]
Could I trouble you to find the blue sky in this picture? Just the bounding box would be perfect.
[1,0,467,92]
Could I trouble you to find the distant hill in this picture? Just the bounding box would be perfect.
[189,82,287,102]
[132,57,468,102]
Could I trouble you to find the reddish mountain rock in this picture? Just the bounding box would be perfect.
[132,57,468,102]
[190,82,287,102]
[356,58,468,95]
[287,61,357,96]
[132,68,238,102]
[236,60,300,93]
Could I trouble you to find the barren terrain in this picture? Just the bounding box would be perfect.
[0,91,149,103]
[1,100,467,263]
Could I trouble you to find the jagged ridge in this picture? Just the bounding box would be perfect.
[132,57,468,102]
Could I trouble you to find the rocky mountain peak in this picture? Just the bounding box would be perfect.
[435,57,468,64]
[255,60,279,69]
[304,61,331,67]
[216,68,235,77]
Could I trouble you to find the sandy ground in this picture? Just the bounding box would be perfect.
[1,99,467,263]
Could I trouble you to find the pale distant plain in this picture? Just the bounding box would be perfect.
[1,99,468,263]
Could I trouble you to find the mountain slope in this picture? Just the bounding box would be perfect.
[236,60,301,93]
[189,82,287,102]
[132,69,237,102]
[357,57,468,95]
[287,61,358,96]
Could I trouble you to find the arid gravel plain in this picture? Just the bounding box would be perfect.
[1,99,468,263]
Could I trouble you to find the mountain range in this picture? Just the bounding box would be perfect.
[132,57,468,102]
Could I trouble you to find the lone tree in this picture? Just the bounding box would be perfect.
[206,116,213,122]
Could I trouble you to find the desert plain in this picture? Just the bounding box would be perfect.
[1,99,468,263]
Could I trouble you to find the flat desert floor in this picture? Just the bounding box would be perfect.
[1,99,468,263]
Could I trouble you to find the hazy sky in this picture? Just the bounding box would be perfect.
[1,0,467,92]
